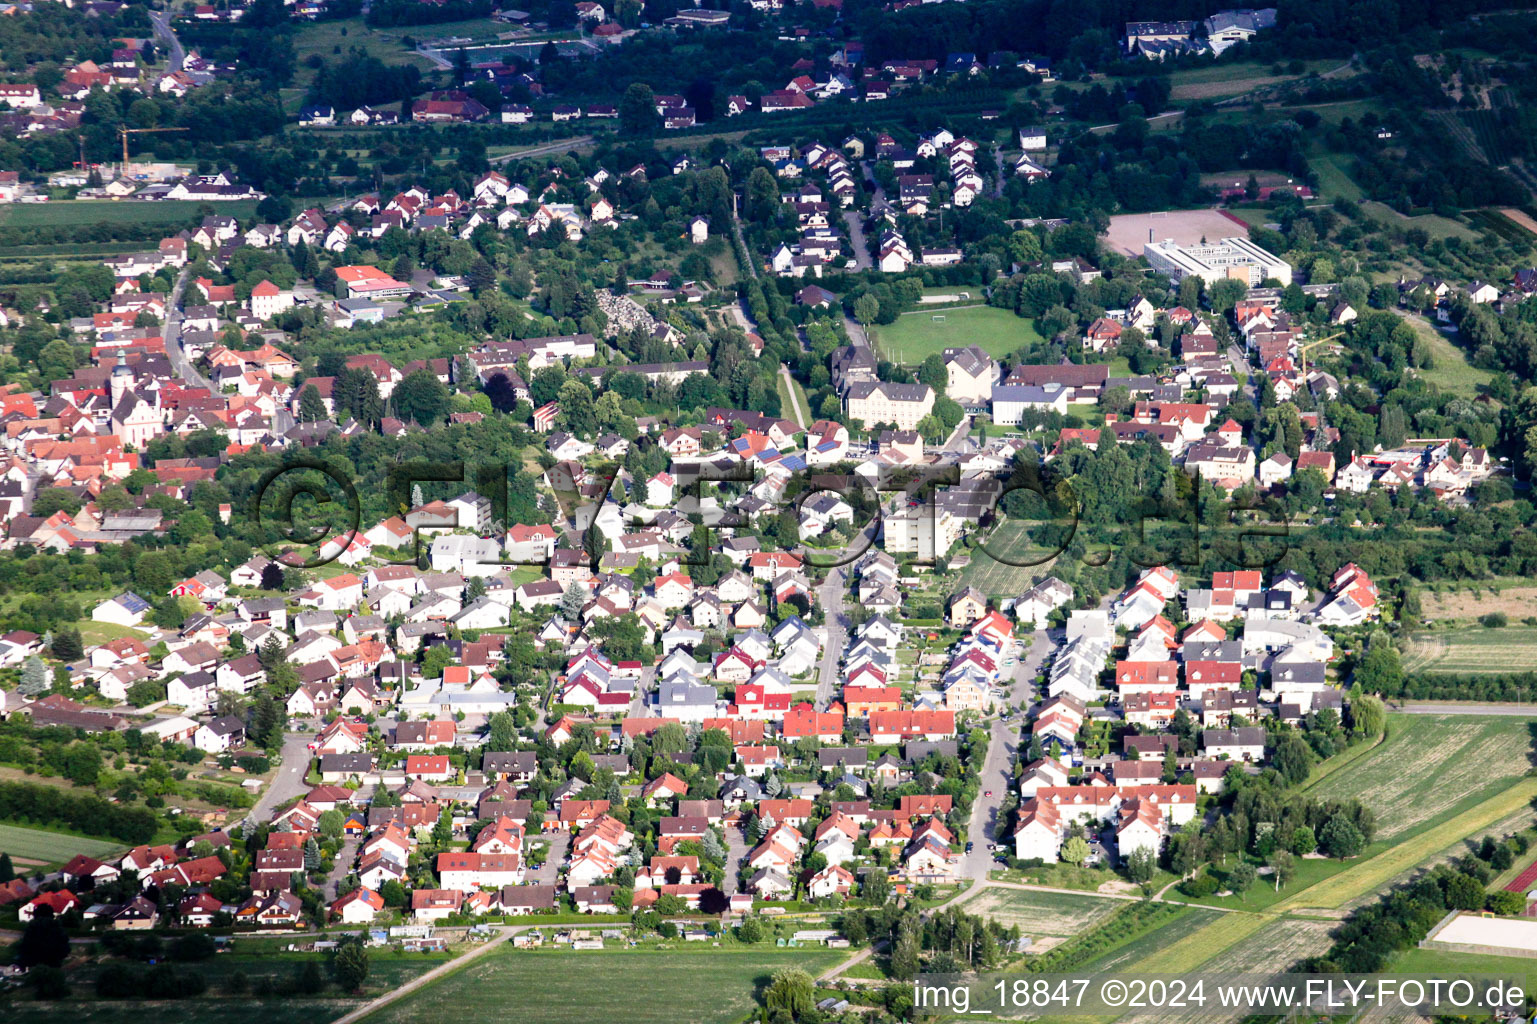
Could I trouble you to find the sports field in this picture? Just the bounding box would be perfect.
[369,947,846,1024]
[1104,209,1248,258]
[873,304,1044,364]
[1306,715,1534,842]
[1403,626,1537,673]
[965,887,1120,938]
[0,199,258,229]
[0,822,122,867]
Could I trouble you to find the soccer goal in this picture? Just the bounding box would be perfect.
[932,314,946,322]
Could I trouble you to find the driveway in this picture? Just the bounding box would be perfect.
[528,831,567,885]
[721,823,749,894]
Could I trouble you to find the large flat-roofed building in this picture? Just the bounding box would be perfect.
[1144,237,1291,287]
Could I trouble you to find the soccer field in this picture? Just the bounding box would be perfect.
[873,304,1043,364]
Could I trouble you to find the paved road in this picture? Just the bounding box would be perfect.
[958,628,1052,880]
[149,10,185,72]
[779,366,809,428]
[164,266,214,390]
[814,567,849,710]
[245,730,314,828]
[1397,702,1536,716]
[843,209,871,270]
[843,315,871,350]
[488,135,594,165]
[939,415,973,455]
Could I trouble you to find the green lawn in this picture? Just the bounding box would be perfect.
[288,16,454,92]
[1393,944,1536,980]
[1395,313,1495,398]
[1403,626,1537,674]
[78,621,151,646]
[1360,201,1479,241]
[369,946,847,1024]
[1310,151,1364,201]
[872,304,1043,364]
[0,822,123,868]
[0,200,258,229]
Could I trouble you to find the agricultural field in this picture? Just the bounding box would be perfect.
[872,304,1043,364]
[1115,912,1270,975]
[1497,207,1537,238]
[1107,917,1339,1024]
[370,947,846,1024]
[1278,776,1537,912]
[964,887,1121,941]
[1306,715,1535,842]
[0,947,459,1024]
[1196,916,1336,972]
[0,1001,347,1024]
[1167,59,1346,101]
[1402,626,1537,673]
[1467,207,1537,241]
[959,520,1060,600]
[1071,907,1224,974]
[0,822,123,869]
[0,200,258,229]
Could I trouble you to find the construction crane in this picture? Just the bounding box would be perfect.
[1298,331,1345,376]
[118,125,187,172]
